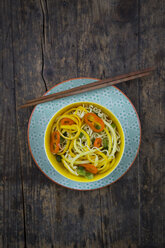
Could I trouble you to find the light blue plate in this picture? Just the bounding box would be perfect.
[28,78,141,190]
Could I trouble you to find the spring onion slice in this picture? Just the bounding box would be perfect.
[100,158,116,173]
[96,151,108,171]
[73,140,85,153]
[103,120,117,157]
[69,140,77,157]
[104,127,112,153]
[62,159,78,176]
[74,160,91,165]
[71,149,98,167]
[87,153,99,166]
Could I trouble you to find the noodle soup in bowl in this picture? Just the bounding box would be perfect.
[45,102,125,182]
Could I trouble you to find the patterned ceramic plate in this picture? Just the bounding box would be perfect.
[28,78,141,190]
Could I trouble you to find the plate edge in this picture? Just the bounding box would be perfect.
[27,77,141,191]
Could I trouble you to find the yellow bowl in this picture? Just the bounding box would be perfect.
[44,102,125,182]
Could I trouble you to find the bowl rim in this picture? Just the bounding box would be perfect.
[44,101,125,182]
[27,77,141,191]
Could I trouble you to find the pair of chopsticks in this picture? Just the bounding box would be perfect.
[19,67,155,109]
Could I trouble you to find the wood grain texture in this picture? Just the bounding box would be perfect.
[138,1,165,247]
[9,0,56,247]
[75,1,142,247]
[0,0,164,247]
[0,0,25,247]
[76,1,141,248]
[40,1,103,247]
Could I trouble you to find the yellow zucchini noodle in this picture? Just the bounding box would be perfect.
[50,104,121,179]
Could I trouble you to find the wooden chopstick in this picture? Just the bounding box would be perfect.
[19,67,155,109]
[25,67,154,104]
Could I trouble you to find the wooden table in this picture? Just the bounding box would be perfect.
[0,0,164,247]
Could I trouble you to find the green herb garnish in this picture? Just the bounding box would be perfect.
[79,132,83,138]
[111,123,116,129]
[94,124,101,130]
[77,167,94,179]
[60,136,65,143]
[85,172,94,179]
[103,138,108,149]
[77,167,86,176]
[56,155,62,162]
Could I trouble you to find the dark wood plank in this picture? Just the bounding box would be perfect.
[10,0,56,247]
[0,0,25,247]
[42,0,141,247]
[40,1,103,247]
[139,1,165,247]
[11,0,101,247]
[76,0,141,247]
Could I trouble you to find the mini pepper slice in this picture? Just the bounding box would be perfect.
[79,164,98,174]
[94,138,102,148]
[60,118,75,125]
[84,113,105,132]
[50,131,60,154]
